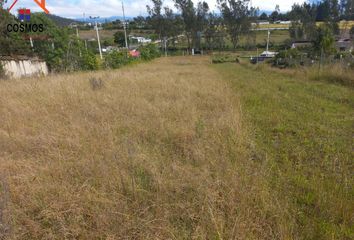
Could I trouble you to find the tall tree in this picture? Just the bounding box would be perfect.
[174,0,197,49]
[147,0,165,40]
[344,0,354,20]
[163,7,184,47]
[259,12,268,21]
[217,0,253,49]
[270,5,280,23]
[314,24,336,54]
[173,0,209,50]
[289,3,317,40]
[195,1,209,49]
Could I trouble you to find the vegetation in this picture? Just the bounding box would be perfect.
[139,44,161,60]
[215,60,353,240]
[113,31,127,47]
[0,9,31,56]
[104,50,132,69]
[218,0,257,49]
[211,54,239,64]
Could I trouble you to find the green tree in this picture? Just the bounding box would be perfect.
[289,3,317,40]
[270,5,280,23]
[173,0,196,49]
[217,0,253,49]
[344,0,354,20]
[314,24,336,55]
[28,13,71,71]
[259,12,268,21]
[114,31,126,47]
[163,7,184,48]
[204,13,226,50]
[147,0,165,41]
[0,8,31,55]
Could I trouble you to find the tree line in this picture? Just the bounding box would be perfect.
[141,0,353,51]
[0,8,159,73]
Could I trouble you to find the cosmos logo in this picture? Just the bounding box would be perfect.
[6,8,44,33]
[18,8,31,21]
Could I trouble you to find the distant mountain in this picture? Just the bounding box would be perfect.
[47,14,82,27]
[75,16,134,23]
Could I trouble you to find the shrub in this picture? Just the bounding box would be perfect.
[212,54,239,64]
[104,50,132,69]
[139,44,161,61]
[80,51,99,71]
[273,48,305,68]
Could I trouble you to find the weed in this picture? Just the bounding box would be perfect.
[89,77,104,90]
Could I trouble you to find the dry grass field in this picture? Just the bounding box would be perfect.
[0,57,287,239]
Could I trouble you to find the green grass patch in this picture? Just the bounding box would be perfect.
[214,62,354,240]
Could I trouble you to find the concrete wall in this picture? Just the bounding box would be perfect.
[0,58,48,79]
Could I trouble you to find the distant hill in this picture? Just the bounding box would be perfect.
[46,14,82,27]
[75,16,134,24]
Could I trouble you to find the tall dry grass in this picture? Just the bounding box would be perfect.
[0,57,286,239]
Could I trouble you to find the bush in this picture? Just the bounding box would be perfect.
[104,50,132,69]
[80,51,99,71]
[212,54,239,64]
[139,44,161,61]
[273,48,305,68]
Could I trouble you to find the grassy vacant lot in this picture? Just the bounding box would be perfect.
[0,57,353,239]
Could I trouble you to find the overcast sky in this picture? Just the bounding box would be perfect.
[5,0,308,18]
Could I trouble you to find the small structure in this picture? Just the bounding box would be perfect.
[130,36,152,44]
[336,39,353,52]
[0,56,48,79]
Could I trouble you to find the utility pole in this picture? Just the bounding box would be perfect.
[90,16,103,59]
[266,29,270,53]
[96,21,103,59]
[122,0,129,50]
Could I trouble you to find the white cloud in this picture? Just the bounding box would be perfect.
[4,0,308,18]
